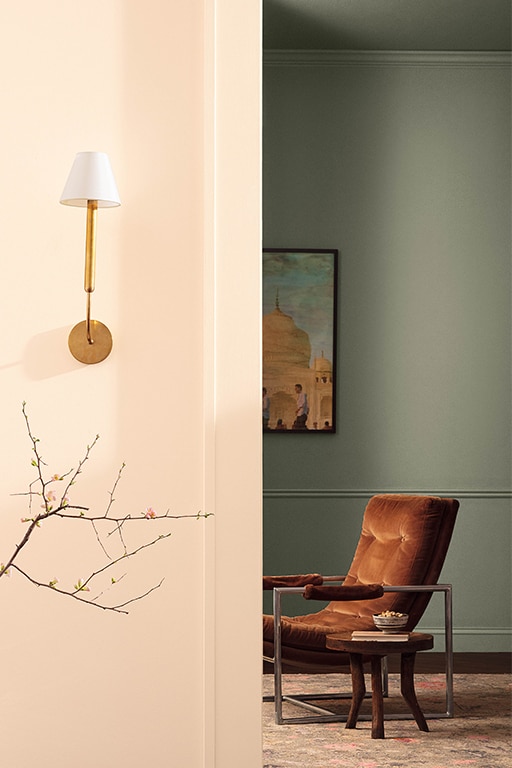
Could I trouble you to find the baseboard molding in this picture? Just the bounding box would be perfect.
[420,627,512,653]
[421,627,512,637]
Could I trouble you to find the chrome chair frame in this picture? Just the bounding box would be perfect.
[264,583,454,725]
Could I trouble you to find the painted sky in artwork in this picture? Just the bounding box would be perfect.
[263,251,336,364]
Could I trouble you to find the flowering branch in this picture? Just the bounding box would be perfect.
[0,403,209,614]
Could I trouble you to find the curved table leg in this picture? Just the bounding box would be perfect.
[401,651,429,732]
[370,655,385,738]
[346,653,366,729]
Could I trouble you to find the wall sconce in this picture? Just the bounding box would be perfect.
[60,151,120,364]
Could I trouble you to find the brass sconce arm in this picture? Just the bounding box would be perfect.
[85,199,97,294]
[85,200,97,346]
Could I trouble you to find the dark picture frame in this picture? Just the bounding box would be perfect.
[263,248,338,433]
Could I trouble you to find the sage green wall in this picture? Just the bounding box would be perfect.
[263,54,512,651]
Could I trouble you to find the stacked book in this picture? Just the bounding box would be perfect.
[351,631,410,641]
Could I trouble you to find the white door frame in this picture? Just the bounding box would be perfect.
[203,2,262,766]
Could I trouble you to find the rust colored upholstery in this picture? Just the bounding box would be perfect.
[263,573,323,590]
[303,583,384,602]
[263,494,459,672]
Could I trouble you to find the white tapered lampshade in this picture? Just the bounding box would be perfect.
[60,151,121,208]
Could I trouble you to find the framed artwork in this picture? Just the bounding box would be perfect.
[262,248,338,433]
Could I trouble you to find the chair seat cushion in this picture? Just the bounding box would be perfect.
[263,609,376,652]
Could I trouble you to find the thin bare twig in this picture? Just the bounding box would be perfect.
[0,403,210,613]
[8,564,165,614]
[78,532,173,592]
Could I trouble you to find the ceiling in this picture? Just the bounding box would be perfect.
[263,0,512,51]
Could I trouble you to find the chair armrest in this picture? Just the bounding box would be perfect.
[382,584,450,593]
[303,583,384,601]
[263,574,347,590]
[263,574,323,590]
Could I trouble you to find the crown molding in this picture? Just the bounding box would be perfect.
[263,50,512,68]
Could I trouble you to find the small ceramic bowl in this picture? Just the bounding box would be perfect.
[373,612,408,633]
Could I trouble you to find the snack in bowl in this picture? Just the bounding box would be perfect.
[373,610,409,633]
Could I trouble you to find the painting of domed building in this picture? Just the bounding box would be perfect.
[263,249,338,432]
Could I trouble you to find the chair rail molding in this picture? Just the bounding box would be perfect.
[263,50,512,68]
[263,489,512,500]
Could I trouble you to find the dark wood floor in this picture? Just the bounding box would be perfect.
[264,653,511,675]
[384,653,510,674]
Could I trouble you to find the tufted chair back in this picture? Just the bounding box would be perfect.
[326,494,459,629]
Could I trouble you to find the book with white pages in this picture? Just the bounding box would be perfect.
[350,631,410,641]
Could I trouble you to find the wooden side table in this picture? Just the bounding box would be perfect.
[326,631,434,739]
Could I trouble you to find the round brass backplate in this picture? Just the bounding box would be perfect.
[68,320,113,364]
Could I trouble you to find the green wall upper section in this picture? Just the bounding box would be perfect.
[263,56,511,493]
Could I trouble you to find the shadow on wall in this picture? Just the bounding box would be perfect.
[23,326,87,380]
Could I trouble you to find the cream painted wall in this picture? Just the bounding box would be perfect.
[0,2,262,767]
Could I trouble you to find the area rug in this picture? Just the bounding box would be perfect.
[263,673,511,767]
